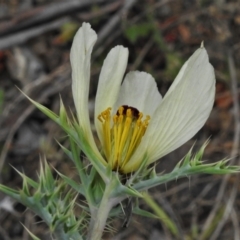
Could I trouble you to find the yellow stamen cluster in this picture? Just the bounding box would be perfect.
[98,106,150,171]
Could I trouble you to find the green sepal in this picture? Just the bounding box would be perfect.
[126,154,148,185]
[89,172,105,204]
[72,121,108,182]
[105,163,113,179]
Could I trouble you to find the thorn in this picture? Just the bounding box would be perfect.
[122,198,133,228]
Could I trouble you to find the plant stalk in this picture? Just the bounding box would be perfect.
[87,180,117,240]
[53,225,84,240]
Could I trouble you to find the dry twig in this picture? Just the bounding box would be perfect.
[0,0,104,36]
[0,18,68,50]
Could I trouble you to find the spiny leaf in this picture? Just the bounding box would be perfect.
[19,88,59,122]
[0,185,20,201]
[142,192,179,236]
[11,166,39,189]
[59,96,68,125]
[21,224,41,240]
[56,170,85,196]
[133,206,159,219]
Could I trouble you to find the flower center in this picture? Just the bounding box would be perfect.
[98,105,150,171]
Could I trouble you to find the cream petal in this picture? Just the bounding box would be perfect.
[114,71,162,116]
[70,23,103,159]
[124,46,215,172]
[94,46,129,144]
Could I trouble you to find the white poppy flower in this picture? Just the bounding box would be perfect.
[70,23,215,174]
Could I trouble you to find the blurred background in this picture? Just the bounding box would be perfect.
[0,0,240,239]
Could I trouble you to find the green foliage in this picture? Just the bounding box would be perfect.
[0,159,84,240]
[200,206,225,240]
[124,23,152,43]
[133,143,240,192]
[59,22,79,42]
[142,192,179,236]
[21,225,41,240]
[1,95,239,239]
[164,52,185,80]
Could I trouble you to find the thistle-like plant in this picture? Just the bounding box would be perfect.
[0,23,239,240]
